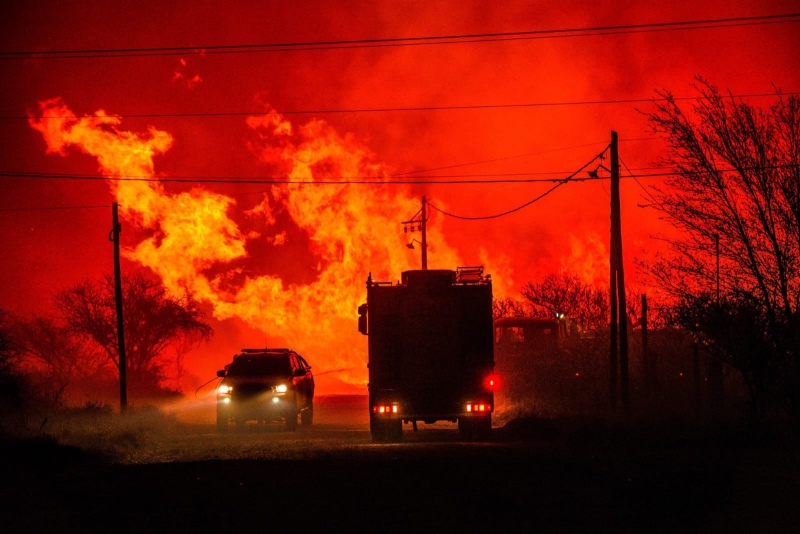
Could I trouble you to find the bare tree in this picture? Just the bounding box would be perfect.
[0,309,20,404]
[13,317,105,406]
[492,297,531,320]
[0,310,17,376]
[643,78,800,418]
[0,309,27,427]
[522,272,609,332]
[54,271,213,394]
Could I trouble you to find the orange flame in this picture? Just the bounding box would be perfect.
[29,98,473,386]
[561,233,609,286]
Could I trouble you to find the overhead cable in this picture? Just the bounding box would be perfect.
[0,204,110,212]
[1,13,797,59]
[427,146,610,220]
[0,170,605,185]
[2,163,794,186]
[11,93,798,121]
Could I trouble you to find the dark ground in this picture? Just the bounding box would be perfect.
[2,395,799,533]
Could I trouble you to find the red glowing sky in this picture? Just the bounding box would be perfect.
[1,1,798,393]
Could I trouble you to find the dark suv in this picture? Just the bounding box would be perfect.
[216,348,315,432]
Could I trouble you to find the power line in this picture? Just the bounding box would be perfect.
[2,13,797,59]
[620,156,665,211]
[12,93,797,121]
[5,162,794,212]
[0,138,615,187]
[620,165,798,179]
[427,146,610,220]
[0,170,606,185]
[3,163,793,186]
[0,204,109,212]
[387,141,609,177]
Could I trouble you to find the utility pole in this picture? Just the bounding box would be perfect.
[609,131,630,412]
[109,202,127,413]
[714,234,720,305]
[421,195,428,270]
[710,233,724,413]
[402,196,429,270]
[693,341,702,410]
[641,293,650,394]
[609,193,618,411]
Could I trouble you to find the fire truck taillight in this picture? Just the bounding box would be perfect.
[372,404,399,414]
[466,403,491,413]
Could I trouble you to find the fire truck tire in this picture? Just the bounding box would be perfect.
[459,415,491,441]
[386,419,403,443]
[458,417,473,440]
[370,417,402,443]
[301,401,314,427]
[475,414,492,441]
[369,415,384,442]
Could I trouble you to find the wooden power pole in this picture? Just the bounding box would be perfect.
[642,293,651,393]
[402,196,429,270]
[609,131,630,412]
[110,202,127,413]
[421,195,428,270]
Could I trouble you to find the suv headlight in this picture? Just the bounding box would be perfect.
[274,384,288,393]
[218,385,233,394]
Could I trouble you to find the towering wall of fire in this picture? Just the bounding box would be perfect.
[29,98,522,387]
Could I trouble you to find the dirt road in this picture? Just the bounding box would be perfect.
[3,395,799,533]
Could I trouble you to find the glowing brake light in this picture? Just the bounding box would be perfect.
[466,402,491,412]
[372,404,399,414]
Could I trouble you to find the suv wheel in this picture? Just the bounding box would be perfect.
[285,412,298,431]
[233,414,247,432]
[284,394,299,431]
[216,407,228,433]
[301,401,314,427]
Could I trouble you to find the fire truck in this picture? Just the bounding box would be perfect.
[358,267,495,442]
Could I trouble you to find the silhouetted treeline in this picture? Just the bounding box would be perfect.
[0,270,212,421]
[493,80,800,423]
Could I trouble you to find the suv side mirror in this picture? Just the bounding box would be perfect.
[293,368,305,378]
[216,370,225,378]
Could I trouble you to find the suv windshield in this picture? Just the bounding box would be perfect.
[227,355,291,377]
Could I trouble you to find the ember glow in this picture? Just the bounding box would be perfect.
[2,1,799,394]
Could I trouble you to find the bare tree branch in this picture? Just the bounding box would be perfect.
[641,79,800,418]
[54,270,213,391]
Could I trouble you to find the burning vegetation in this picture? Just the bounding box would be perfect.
[27,98,476,389]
